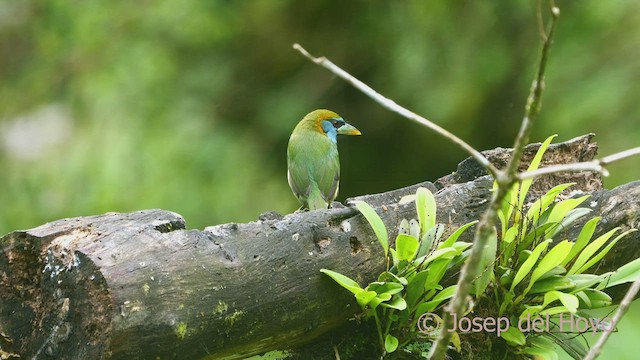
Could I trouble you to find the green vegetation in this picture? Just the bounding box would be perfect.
[1,1,639,234]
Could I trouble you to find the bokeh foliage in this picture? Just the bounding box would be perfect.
[1,0,638,235]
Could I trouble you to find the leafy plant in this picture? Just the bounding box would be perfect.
[321,187,477,356]
[480,135,639,359]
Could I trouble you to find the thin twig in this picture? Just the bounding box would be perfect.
[583,275,640,360]
[427,5,560,360]
[292,43,499,178]
[517,147,640,180]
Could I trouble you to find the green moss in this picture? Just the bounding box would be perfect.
[224,309,245,327]
[215,300,228,315]
[175,322,188,340]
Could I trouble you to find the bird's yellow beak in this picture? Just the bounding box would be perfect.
[336,123,361,136]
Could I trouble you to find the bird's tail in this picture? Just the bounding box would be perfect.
[307,185,328,211]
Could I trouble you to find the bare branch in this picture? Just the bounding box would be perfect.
[292,43,499,178]
[583,275,640,360]
[427,5,561,360]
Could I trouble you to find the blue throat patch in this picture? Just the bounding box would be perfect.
[321,120,338,143]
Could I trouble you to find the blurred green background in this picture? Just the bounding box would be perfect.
[0,1,638,358]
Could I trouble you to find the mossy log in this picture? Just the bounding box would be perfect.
[1,134,638,359]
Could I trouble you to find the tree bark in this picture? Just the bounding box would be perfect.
[1,134,637,359]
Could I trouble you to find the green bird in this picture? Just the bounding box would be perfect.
[287,109,361,210]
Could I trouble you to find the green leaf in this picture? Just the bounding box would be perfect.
[568,228,620,275]
[547,207,592,239]
[416,187,436,238]
[511,240,550,291]
[528,275,575,294]
[396,234,420,261]
[384,334,399,353]
[367,282,404,297]
[354,201,388,257]
[378,271,408,286]
[576,229,637,274]
[417,224,444,258]
[424,258,453,290]
[525,240,573,295]
[607,256,640,287]
[561,217,600,267]
[355,290,377,307]
[380,295,407,310]
[422,285,457,312]
[544,196,590,232]
[518,135,557,211]
[526,183,575,228]
[567,274,608,293]
[542,291,579,313]
[475,226,497,297]
[405,270,429,308]
[577,289,612,308]
[320,269,362,294]
[439,221,478,249]
[500,326,526,346]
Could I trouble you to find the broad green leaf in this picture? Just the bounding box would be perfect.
[567,274,608,293]
[578,289,612,308]
[528,275,575,294]
[561,217,600,267]
[415,247,458,266]
[366,281,404,297]
[526,183,575,229]
[544,196,590,231]
[521,183,575,235]
[539,305,570,316]
[320,269,362,294]
[378,271,408,286]
[384,334,399,353]
[355,290,377,307]
[503,226,518,244]
[405,270,429,308]
[542,291,578,313]
[422,285,457,312]
[519,305,543,318]
[369,293,392,310]
[396,234,419,261]
[500,326,526,346]
[416,187,436,237]
[536,265,567,282]
[475,227,497,297]
[380,295,407,310]
[518,134,557,211]
[438,220,478,249]
[547,207,592,239]
[498,182,519,235]
[568,228,620,275]
[525,240,573,295]
[607,256,640,287]
[354,201,388,256]
[577,229,637,274]
[424,258,453,289]
[511,240,550,291]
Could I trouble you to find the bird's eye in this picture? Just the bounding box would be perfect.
[332,119,344,128]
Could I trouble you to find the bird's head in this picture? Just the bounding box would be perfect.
[302,109,361,143]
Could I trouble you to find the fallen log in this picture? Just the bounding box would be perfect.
[1,134,637,359]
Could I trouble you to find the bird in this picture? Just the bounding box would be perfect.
[287,109,361,210]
